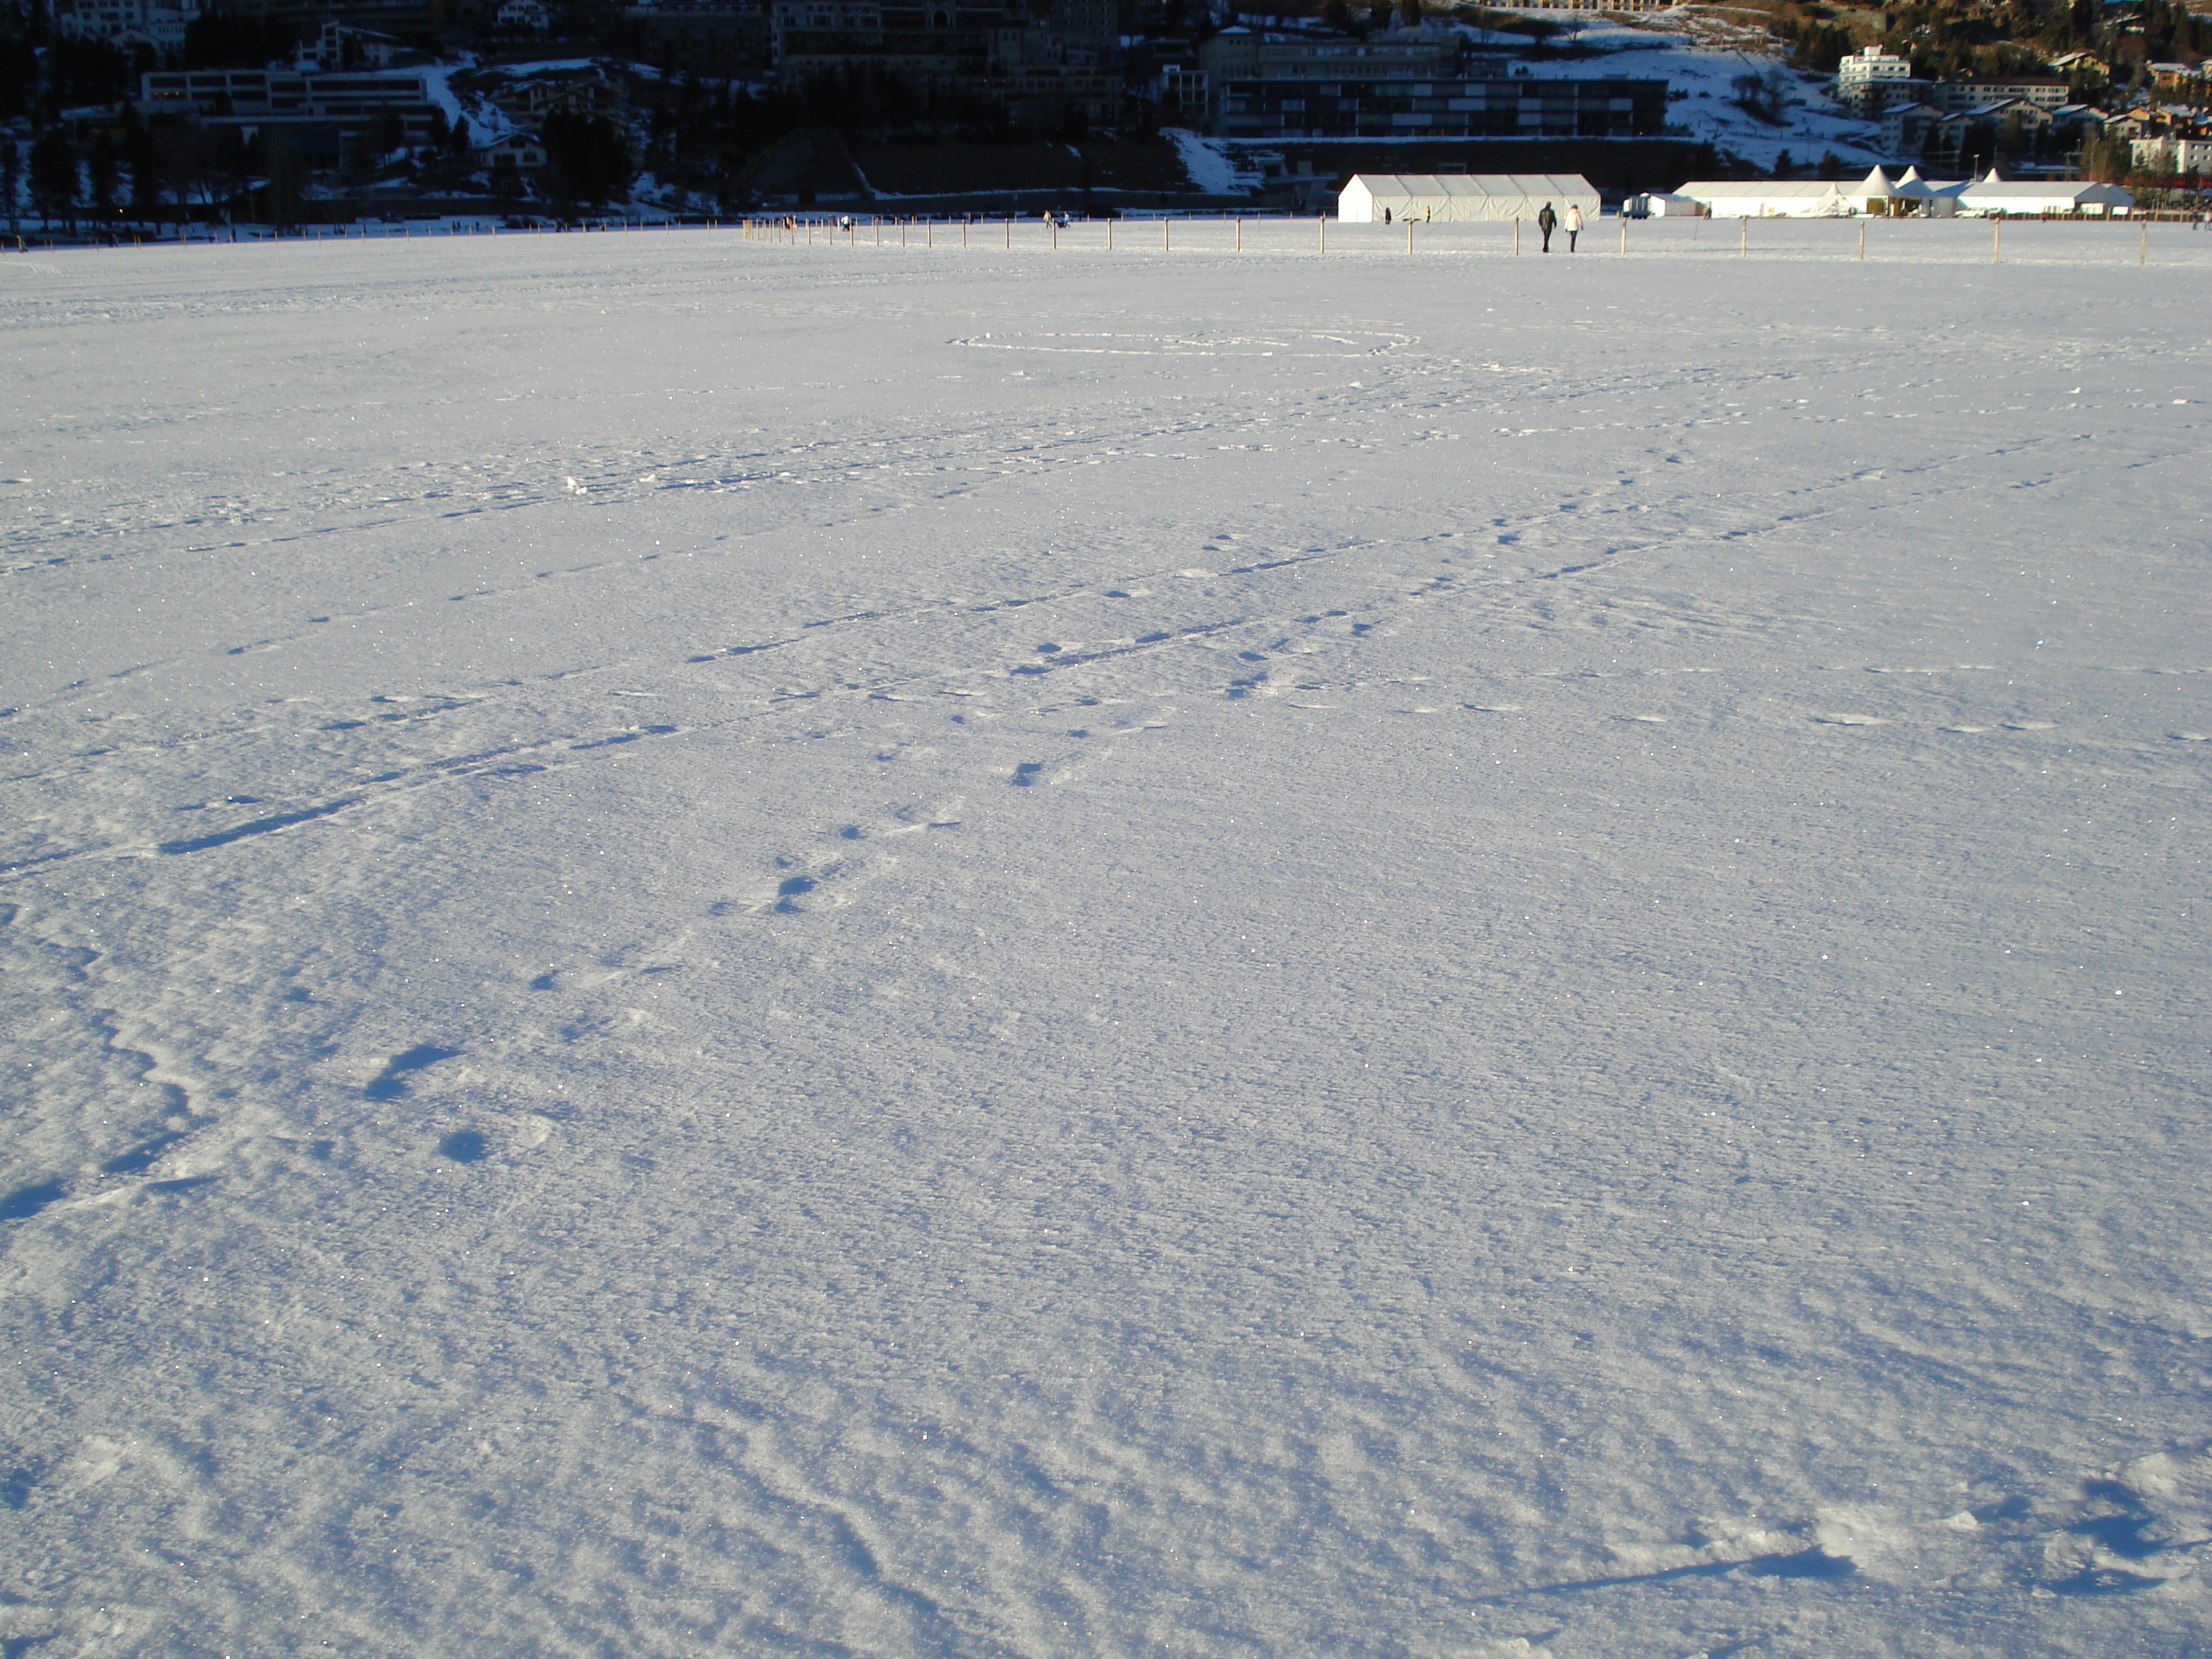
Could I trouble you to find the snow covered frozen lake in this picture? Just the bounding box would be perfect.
[3,220,2209,1656]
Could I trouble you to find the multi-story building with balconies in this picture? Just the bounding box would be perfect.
[1212,71,1665,140]
[1835,45,1917,114]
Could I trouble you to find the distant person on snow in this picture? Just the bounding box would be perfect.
[1537,202,1557,253]
[1565,202,1582,252]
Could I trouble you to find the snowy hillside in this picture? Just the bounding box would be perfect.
[1564,12,1889,169]
[1,221,2208,1656]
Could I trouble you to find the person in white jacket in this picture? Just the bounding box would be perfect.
[1565,202,1583,252]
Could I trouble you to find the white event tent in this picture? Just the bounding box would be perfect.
[1892,165,1954,215]
[1672,180,1850,218]
[1626,190,1704,217]
[1838,166,1905,214]
[1956,178,2136,215]
[1336,174,1601,224]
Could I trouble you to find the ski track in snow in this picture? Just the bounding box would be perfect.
[0,223,2208,1657]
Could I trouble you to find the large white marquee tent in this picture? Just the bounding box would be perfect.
[1678,170,2134,219]
[1336,174,1601,223]
[1673,179,1851,218]
[1957,177,2135,215]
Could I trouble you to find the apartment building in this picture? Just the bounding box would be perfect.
[1834,45,1919,114]
[50,0,199,50]
[138,66,441,165]
[1213,71,1664,140]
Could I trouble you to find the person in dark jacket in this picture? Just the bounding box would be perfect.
[1537,202,1557,253]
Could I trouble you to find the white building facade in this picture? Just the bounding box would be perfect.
[50,0,199,51]
[1835,46,1917,115]
[2131,136,2212,175]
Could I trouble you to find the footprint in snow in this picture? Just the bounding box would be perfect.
[364,1044,462,1101]
[435,1129,488,1163]
[716,801,962,917]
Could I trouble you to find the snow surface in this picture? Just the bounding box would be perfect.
[2,222,2210,1657]
[1165,127,1268,196]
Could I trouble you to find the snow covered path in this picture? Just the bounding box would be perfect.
[2,227,2208,1656]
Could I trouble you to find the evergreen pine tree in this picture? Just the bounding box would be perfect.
[0,140,19,236]
[88,130,120,225]
[28,127,76,232]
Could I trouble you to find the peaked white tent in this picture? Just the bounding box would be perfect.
[1336,174,1601,224]
[1839,166,1904,212]
[1891,165,1960,216]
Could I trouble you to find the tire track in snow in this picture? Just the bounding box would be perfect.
[0,720,683,878]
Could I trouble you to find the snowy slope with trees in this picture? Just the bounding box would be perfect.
[1,222,2208,1656]
[1563,14,1888,171]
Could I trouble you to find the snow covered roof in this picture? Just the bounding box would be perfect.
[1959,179,2134,205]
[1849,166,1902,199]
[1342,174,1597,199]
[1677,181,1844,199]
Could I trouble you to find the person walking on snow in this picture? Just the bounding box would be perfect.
[1565,202,1582,252]
[1537,202,1557,253]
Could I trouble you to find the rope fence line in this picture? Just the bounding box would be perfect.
[701,210,2202,268]
[7,210,2206,265]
